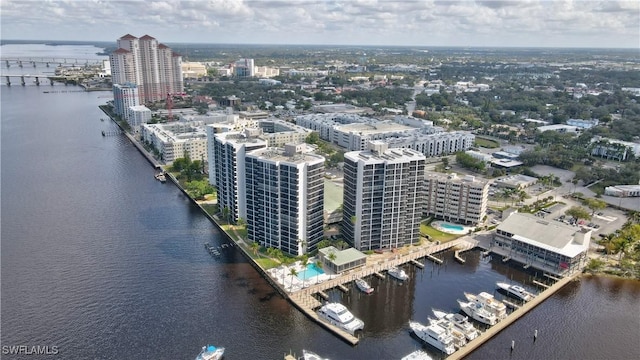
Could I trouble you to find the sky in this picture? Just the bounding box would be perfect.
[1,0,639,48]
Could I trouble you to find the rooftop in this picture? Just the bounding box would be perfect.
[319,246,367,267]
[497,213,590,258]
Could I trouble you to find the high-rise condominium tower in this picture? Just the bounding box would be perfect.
[342,141,426,251]
[109,34,183,104]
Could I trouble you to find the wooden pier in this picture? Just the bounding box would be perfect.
[447,274,579,359]
[426,254,443,264]
[282,239,472,345]
[410,259,425,269]
[337,284,349,293]
[532,280,550,289]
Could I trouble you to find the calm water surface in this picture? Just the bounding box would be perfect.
[1,45,639,360]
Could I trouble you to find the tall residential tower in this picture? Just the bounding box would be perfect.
[245,144,325,256]
[109,34,183,104]
[342,141,426,251]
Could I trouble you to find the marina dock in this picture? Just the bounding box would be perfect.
[284,239,472,345]
[447,273,579,360]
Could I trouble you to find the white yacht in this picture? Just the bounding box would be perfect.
[317,302,364,334]
[464,292,507,320]
[195,344,225,360]
[400,349,433,360]
[388,266,409,281]
[497,282,534,302]
[355,278,374,294]
[433,309,480,341]
[302,349,329,360]
[458,299,498,326]
[427,317,467,349]
[409,321,456,355]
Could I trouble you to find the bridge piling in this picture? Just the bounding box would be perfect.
[18,61,23,68]
[5,76,10,86]
[20,76,25,86]
[5,60,9,68]
[35,77,40,86]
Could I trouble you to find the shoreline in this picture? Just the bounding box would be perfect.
[99,106,630,354]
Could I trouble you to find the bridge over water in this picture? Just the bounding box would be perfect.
[1,57,104,68]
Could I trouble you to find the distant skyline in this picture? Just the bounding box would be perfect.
[1,0,639,49]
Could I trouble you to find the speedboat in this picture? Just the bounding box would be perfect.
[355,278,374,294]
[458,299,497,326]
[388,266,409,281]
[497,282,534,302]
[302,349,329,360]
[195,344,225,360]
[400,349,433,360]
[433,309,479,340]
[409,321,456,355]
[155,173,166,182]
[317,302,364,334]
[464,292,507,320]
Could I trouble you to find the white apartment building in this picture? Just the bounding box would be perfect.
[424,173,489,225]
[112,83,139,121]
[257,119,312,147]
[342,141,426,251]
[295,113,471,155]
[141,122,208,164]
[212,130,268,223]
[245,144,325,256]
[127,105,151,132]
[110,34,183,104]
[386,131,475,157]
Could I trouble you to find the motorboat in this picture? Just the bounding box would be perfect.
[409,321,456,355]
[400,349,433,360]
[464,292,507,320]
[195,344,225,360]
[317,302,364,334]
[458,299,497,326]
[497,282,534,302]
[388,266,409,281]
[355,278,374,294]
[433,309,479,341]
[155,173,167,182]
[427,317,467,349]
[302,349,329,360]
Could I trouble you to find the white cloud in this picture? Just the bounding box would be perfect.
[0,0,637,48]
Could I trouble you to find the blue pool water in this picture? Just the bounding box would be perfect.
[297,263,325,280]
[441,222,464,231]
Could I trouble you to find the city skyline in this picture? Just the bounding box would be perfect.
[1,0,639,49]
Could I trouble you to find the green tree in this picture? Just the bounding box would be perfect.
[250,241,260,257]
[565,206,591,221]
[582,198,607,215]
[316,239,331,250]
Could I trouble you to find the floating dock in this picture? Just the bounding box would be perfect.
[410,259,425,269]
[337,284,349,293]
[533,280,550,289]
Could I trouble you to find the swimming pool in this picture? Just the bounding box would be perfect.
[297,263,325,280]
[441,222,464,231]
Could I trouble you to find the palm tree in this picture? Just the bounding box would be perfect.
[315,260,323,284]
[250,242,259,257]
[288,267,298,291]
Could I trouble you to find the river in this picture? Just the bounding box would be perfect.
[1,44,639,360]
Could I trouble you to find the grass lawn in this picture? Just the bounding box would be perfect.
[474,137,500,148]
[255,257,280,269]
[201,204,218,216]
[420,222,461,242]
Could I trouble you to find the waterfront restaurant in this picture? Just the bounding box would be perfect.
[490,213,592,276]
[318,246,366,274]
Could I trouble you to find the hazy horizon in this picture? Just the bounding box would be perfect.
[1,1,638,49]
